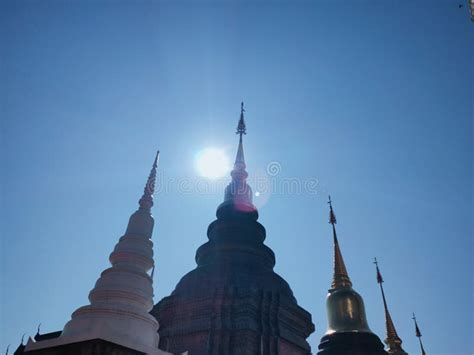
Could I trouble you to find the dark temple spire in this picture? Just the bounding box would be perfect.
[152,104,314,355]
[232,102,248,180]
[218,103,255,216]
[374,258,407,355]
[413,313,426,355]
[236,101,246,136]
[234,102,246,170]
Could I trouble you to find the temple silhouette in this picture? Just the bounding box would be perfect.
[10,105,426,355]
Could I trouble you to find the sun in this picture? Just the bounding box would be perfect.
[195,147,231,179]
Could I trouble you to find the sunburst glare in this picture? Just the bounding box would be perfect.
[195,147,231,179]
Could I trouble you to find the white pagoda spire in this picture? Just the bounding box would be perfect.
[26,151,170,354]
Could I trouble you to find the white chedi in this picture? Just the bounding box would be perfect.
[26,152,174,354]
[61,209,160,352]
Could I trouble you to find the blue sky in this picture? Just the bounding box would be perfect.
[1,1,472,354]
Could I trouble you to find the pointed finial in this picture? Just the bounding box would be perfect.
[412,313,421,336]
[374,257,384,284]
[328,195,337,225]
[139,151,160,211]
[413,313,426,355]
[327,196,352,289]
[232,103,247,171]
[20,334,25,345]
[374,259,406,353]
[413,313,423,338]
[236,102,246,137]
[5,345,10,355]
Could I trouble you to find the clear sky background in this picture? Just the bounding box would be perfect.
[1,1,472,354]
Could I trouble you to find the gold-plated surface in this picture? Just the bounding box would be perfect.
[328,197,352,289]
[374,258,408,355]
[325,287,372,334]
[332,225,352,289]
[324,197,373,335]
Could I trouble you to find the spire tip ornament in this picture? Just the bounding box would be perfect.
[413,313,427,355]
[138,150,160,212]
[233,102,247,171]
[328,195,337,225]
[374,257,384,284]
[237,102,246,136]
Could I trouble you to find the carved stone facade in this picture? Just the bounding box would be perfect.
[155,288,313,354]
